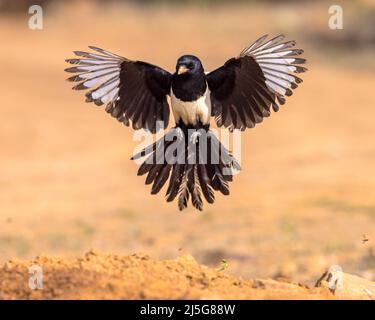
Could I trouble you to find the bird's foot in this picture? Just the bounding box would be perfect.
[190,131,201,144]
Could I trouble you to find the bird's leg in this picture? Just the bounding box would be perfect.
[190,131,201,145]
[189,122,205,145]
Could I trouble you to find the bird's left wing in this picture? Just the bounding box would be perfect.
[65,47,171,133]
[206,35,307,131]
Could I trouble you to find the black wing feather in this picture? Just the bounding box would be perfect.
[206,35,307,131]
[65,47,171,133]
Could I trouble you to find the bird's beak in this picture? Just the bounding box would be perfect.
[177,65,189,75]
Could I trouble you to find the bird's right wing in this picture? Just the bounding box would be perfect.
[65,47,172,133]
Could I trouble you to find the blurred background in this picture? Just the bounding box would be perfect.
[0,0,375,285]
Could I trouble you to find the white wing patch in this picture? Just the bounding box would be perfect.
[240,35,306,98]
[65,46,125,106]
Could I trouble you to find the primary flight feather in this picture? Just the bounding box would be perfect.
[65,35,307,211]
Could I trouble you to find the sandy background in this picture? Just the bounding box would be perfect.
[1,0,375,291]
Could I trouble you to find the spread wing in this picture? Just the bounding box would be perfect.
[206,35,307,131]
[65,47,171,133]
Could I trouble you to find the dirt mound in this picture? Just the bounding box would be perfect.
[0,251,334,299]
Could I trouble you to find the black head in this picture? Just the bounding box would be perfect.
[175,55,204,77]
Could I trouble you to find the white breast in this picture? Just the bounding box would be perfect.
[170,86,211,125]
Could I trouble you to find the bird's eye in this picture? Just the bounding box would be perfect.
[188,63,194,69]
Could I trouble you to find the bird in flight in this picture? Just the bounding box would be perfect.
[65,35,307,211]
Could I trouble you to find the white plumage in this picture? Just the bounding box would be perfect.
[170,86,211,125]
[66,46,123,106]
[240,34,303,97]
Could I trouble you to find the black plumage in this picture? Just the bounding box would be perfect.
[66,47,171,133]
[171,55,207,102]
[65,35,307,211]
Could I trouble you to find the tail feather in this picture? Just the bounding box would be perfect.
[145,164,162,185]
[187,165,203,211]
[151,164,172,195]
[178,170,189,210]
[133,127,240,211]
[166,164,184,202]
[131,128,178,160]
[213,166,230,195]
[197,164,215,204]
[137,161,153,176]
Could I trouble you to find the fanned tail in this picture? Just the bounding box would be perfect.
[132,127,240,211]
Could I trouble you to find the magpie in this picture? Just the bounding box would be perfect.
[65,34,307,211]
